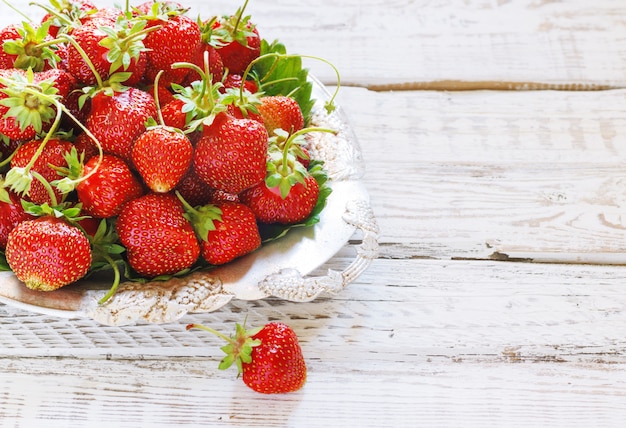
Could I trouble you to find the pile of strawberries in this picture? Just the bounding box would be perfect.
[0,0,336,303]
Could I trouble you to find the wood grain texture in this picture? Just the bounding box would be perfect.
[335,87,626,261]
[1,1,626,426]
[2,0,626,88]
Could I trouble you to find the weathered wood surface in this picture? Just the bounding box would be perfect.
[2,0,626,427]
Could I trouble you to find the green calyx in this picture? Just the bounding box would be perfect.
[20,198,84,220]
[3,20,60,71]
[98,16,154,76]
[219,86,261,119]
[136,1,189,21]
[0,68,60,134]
[265,127,336,199]
[170,54,227,133]
[187,322,263,374]
[175,190,222,242]
[212,0,255,47]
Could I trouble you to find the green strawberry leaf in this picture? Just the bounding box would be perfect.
[0,251,9,271]
[253,40,315,123]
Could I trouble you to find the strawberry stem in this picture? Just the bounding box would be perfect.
[58,33,105,89]
[280,126,335,176]
[186,323,233,343]
[97,252,122,305]
[31,170,58,206]
[3,0,32,22]
[231,0,250,37]
[243,52,341,114]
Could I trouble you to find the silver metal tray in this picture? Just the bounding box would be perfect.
[0,77,379,325]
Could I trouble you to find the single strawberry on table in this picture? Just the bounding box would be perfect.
[187,321,307,394]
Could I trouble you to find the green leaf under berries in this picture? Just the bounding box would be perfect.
[259,160,332,242]
[0,251,9,271]
[253,40,315,123]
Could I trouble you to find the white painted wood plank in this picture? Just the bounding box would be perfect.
[334,87,626,261]
[1,357,625,428]
[1,0,625,88]
[2,259,626,362]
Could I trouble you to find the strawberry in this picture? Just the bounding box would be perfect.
[72,132,100,160]
[0,22,59,71]
[132,126,193,193]
[40,0,98,38]
[212,3,261,75]
[239,126,333,224]
[5,216,92,291]
[85,87,157,160]
[185,42,224,85]
[174,167,216,207]
[116,192,200,278]
[187,321,307,394]
[65,15,148,86]
[141,7,202,86]
[76,154,144,218]
[241,173,319,225]
[160,98,188,130]
[180,199,260,265]
[0,68,55,141]
[193,112,268,194]
[0,190,32,249]
[9,138,73,205]
[257,95,304,136]
[64,23,113,85]
[221,73,258,94]
[0,25,23,69]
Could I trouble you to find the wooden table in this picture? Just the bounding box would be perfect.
[2,0,626,426]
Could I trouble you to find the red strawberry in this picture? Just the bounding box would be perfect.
[72,132,100,161]
[180,200,260,265]
[212,10,261,75]
[146,83,176,107]
[66,16,147,86]
[0,25,22,69]
[240,173,319,224]
[142,12,201,86]
[0,22,58,71]
[160,98,188,130]
[257,95,304,136]
[85,87,157,160]
[174,167,216,207]
[0,190,32,249]
[132,126,193,193]
[40,0,97,38]
[116,192,200,278]
[5,216,92,291]
[76,154,144,218]
[193,112,268,194]
[222,73,258,94]
[65,23,112,85]
[10,138,73,205]
[187,321,307,394]
[185,42,224,85]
